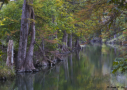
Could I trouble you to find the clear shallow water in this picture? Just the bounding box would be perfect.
[0,44,127,90]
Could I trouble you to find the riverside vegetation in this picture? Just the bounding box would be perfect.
[0,0,127,79]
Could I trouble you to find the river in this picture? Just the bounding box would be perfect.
[0,44,127,90]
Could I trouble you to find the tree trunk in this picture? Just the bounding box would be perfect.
[75,38,81,49]
[25,8,36,71]
[41,38,45,51]
[68,33,72,49]
[17,0,29,69]
[41,38,45,56]
[6,40,14,66]
[62,30,68,50]
[17,0,36,72]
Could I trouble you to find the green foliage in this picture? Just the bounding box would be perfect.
[112,58,127,73]
[108,0,127,9]
[0,0,8,4]
[45,42,58,51]
[0,0,9,10]
[0,64,15,78]
[0,52,15,78]
[0,0,23,49]
[34,0,77,50]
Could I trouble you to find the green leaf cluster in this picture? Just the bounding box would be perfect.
[112,58,127,73]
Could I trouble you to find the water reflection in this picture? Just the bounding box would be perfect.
[63,56,69,80]
[0,44,126,90]
[15,73,35,90]
[68,54,73,83]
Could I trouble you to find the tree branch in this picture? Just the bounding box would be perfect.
[34,41,45,57]
[105,28,127,38]
[0,1,4,10]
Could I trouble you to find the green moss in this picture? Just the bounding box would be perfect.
[0,64,15,79]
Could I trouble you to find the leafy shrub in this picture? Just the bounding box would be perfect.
[0,52,15,79]
[0,62,15,79]
[112,58,127,73]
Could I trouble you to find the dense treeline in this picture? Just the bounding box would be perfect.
[0,0,127,75]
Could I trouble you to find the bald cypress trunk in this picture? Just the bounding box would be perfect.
[17,0,29,70]
[68,33,72,49]
[62,30,68,50]
[75,38,81,50]
[25,8,36,71]
[6,40,14,67]
[17,0,36,72]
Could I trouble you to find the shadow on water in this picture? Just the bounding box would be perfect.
[1,44,127,90]
[15,73,35,90]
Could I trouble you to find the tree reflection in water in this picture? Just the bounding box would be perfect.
[15,73,35,90]
[0,45,124,90]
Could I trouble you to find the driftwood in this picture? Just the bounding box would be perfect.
[34,41,72,67]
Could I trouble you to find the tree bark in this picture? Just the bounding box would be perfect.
[25,8,36,71]
[17,0,29,69]
[41,38,45,51]
[68,33,72,49]
[62,30,68,49]
[6,40,14,66]
[17,0,36,72]
[75,38,81,49]
[41,38,45,56]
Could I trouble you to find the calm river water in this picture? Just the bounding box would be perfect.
[0,44,127,90]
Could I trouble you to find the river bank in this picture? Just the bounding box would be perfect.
[0,44,79,80]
